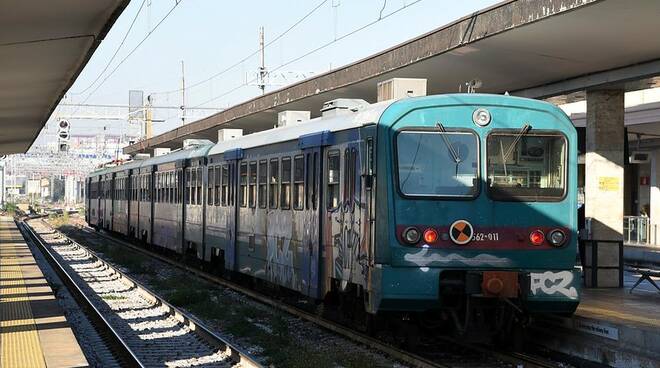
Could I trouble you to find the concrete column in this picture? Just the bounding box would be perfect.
[584,89,625,288]
[649,150,660,244]
[585,89,625,240]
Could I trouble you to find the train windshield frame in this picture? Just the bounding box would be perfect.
[486,130,567,202]
[395,128,480,199]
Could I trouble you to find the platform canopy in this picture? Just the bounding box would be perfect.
[125,0,660,155]
[0,0,130,155]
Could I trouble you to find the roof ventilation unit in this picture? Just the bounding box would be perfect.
[377,78,427,102]
[183,139,214,149]
[277,111,310,128]
[154,148,171,157]
[133,153,151,160]
[218,129,243,142]
[320,99,368,117]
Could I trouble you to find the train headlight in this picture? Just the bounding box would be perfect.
[529,230,545,246]
[472,108,491,126]
[549,229,566,247]
[423,228,438,244]
[403,227,421,244]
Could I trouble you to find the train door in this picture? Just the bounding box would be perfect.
[301,147,322,298]
[226,160,238,271]
[358,126,376,270]
[99,176,106,228]
[338,141,366,290]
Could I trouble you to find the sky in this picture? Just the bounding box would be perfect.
[57,0,499,137]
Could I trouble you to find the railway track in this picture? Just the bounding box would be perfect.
[20,218,261,368]
[55,218,563,368]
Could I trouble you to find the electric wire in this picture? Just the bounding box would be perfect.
[193,0,424,108]
[74,0,184,110]
[152,0,329,96]
[71,0,148,95]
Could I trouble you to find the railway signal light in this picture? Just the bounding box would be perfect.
[57,119,70,152]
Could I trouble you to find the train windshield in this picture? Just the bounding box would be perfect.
[397,130,479,197]
[487,131,566,201]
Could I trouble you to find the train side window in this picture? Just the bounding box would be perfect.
[343,149,351,208]
[187,168,192,205]
[158,173,162,203]
[177,169,183,204]
[214,166,221,206]
[230,164,235,206]
[249,162,257,208]
[305,154,311,210]
[281,157,291,210]
[327,150,340,209]
[269,158,279,209]
[221,165,229,206]
[169,171,174,203]
[293,155,304,210]
[162,173,166,203]
[240,163,248,207]
[352,148,359,207]
[197,168,203,206]
[349,148,358,210]
[313,152,318,210]
[208,167,215,206]
[258,160,267,208]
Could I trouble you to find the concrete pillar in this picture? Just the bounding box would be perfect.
[585,89,625,240]
[649,150,660,244]
[584,89,624,288]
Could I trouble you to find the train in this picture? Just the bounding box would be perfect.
[86,93,580,338]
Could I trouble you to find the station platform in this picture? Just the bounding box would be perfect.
[534,271,660,368]
[0,216,88,367]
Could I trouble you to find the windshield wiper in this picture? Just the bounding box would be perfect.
[436,123,461,164]
[494,124,531,186]
[436,123,462,175]
[501,124,531,163]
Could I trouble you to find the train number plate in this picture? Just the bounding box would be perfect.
[472,232,500,241]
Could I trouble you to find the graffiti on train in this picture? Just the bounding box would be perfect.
[266,214,297,288]
[332,198,367,286]
[530,270,578,299]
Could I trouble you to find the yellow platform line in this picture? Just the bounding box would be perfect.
[0,219,46,368]
[578,304,660,327]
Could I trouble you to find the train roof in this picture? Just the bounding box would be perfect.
[207,100,395,157]
[141,143,214,167]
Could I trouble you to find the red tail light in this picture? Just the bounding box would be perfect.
[529,230,545,246]
[423,228,438,244]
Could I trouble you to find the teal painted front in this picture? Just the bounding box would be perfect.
[371,94,580,312]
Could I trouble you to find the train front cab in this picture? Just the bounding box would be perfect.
[369,95,581,328]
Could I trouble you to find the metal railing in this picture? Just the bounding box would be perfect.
[624,216,649,245]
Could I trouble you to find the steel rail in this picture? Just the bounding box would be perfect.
[24,219,263,368]
[18,219,144,368]
[74,221,562,368]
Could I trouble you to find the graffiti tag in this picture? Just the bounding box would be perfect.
[404,248,512,267]
[530,270,578,299]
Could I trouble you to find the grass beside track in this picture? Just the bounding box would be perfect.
[55,222,392,368]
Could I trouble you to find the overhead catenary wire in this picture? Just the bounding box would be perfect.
[74,0,185,110]
[152,0,330,96]
[193,0,424,108]
[71,0,148,95]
